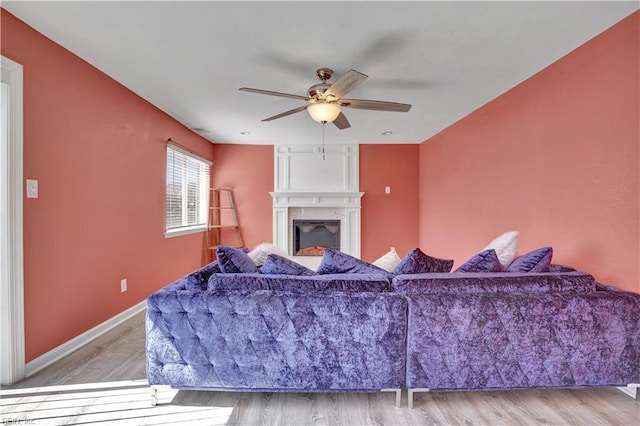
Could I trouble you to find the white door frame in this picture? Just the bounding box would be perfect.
[1,55,25,385]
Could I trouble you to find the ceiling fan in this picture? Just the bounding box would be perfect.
[239,68,411,130]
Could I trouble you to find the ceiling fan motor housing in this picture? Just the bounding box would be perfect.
[307,83,332,101]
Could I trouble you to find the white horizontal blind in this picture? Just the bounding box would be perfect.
[166,145,210,233]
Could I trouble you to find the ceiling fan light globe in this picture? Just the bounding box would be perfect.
[308,103,341,123]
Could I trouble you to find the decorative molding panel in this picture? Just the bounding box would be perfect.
[274,145,359,193]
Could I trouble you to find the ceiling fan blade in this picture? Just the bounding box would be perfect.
[323,70,368,99]
[239,87,308,101]
[332,112,351,130]
[261,105,309,122]
[339,98,411,112]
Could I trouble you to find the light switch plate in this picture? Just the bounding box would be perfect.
[26,179,38,198]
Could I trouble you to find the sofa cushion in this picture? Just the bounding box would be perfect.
[208,272,391,293]
[455,249,503,273]
[260,254,317,276]
[483,231,519,268]
[392,271,596,295]
[507,247,553,272]
[216,246,259,274]
[393,248,454,275]
[316,249,388,275]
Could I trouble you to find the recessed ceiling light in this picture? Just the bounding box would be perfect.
[240,131,251,135]
[381,131,393,135]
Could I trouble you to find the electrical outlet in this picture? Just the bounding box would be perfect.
[385,186,391,194]
[120,278,127,293]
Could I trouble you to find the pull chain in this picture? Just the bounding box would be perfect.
[322,122,326,160]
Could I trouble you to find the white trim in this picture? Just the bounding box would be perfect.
[164,224,206,239]
[25,300,147,377]
[0,55,24,386]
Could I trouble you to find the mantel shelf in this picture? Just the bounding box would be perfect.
[270,191,365,209]
[270,191,364,198]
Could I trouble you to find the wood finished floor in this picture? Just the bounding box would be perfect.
[1,310,639,425]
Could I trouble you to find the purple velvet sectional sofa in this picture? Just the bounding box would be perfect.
[395,271,640,407]
[146,247,640,408]
[146,269,407,406]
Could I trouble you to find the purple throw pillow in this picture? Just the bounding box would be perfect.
[260,254,317,276]
[455,249,503,273]
[216,246,259,274]
[316,249,387,275]
[507,247,553,273]
[393,248,454,274]
[186,260,222,290]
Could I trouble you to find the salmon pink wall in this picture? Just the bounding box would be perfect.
[1,10,215,362]
[210,144,273,250]
[360,145,420,262]
[209,143,421,261]
[419,12,639,292]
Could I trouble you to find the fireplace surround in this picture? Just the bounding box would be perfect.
[270,144,363,268]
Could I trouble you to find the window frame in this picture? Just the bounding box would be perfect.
[164,144,211,239]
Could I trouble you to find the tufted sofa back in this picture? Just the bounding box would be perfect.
[403,284,640,391]
[147,288,407,391]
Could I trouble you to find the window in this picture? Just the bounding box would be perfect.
[165,145,211,237]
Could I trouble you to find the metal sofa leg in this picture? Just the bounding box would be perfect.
[408,388,430,409]
[381,388,402,408]
[628,383,640,402]
[151,386,158,406]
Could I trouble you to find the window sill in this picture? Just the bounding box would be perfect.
[164,225,207,239]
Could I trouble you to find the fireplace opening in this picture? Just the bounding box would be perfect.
[293,220,340,256]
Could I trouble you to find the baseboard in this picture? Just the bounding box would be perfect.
[25,300,146,377]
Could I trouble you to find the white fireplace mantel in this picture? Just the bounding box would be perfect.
[271,144,363,265]
[270,191,364,208]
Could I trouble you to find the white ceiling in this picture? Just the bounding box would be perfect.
[3,1,638,145]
